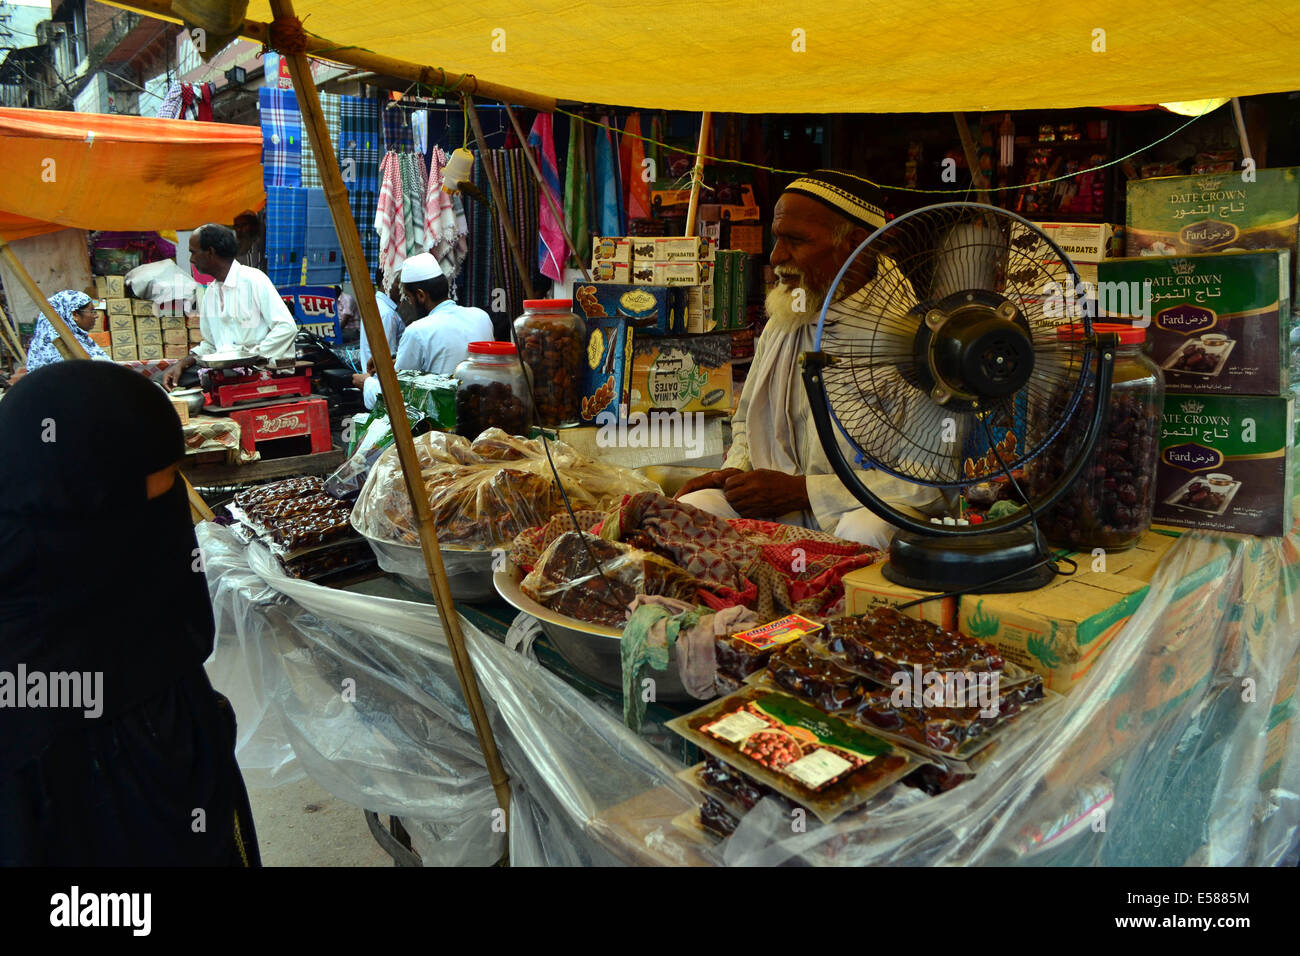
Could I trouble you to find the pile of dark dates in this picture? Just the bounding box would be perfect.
[1028,388,1160,550]
[456,380,528,439]
[516,319,584,426]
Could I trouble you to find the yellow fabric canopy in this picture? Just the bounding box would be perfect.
[0,108,265,241]
[121,0,1300,113]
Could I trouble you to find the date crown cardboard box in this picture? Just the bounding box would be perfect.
[1098,251,1290,395]
[842,561,957,630]
[1125,166,1300,300]
[1154,393,1294,536]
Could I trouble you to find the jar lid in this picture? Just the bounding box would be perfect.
[468,341,517,354]
[522,298,573,310]
[1055,322,1146,344]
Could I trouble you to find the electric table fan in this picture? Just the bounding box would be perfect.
[801,203,1120,593]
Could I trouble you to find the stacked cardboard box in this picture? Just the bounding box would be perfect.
[1031,221,1119,289]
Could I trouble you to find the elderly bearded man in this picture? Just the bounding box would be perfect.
[676,170,944,549]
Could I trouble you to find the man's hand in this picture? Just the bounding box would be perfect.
[351,372,369,389]
[366,358,376,375]
[676,468,742,499]
[161,355,195,391]
[722,469,810,519]
[6,366,27,387]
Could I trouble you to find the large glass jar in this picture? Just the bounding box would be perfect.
[454,342,532,439]
[1026,323,1164,551]
[513,299,586,427]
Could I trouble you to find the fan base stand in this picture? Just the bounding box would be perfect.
[882,526,1056,594]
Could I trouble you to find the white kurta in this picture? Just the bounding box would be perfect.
[358,292,406,409]
[192,260,299,362]
[362,299,493,408]
[687,259,944,544]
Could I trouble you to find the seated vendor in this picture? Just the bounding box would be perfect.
[676,170,943,550]
[162,224,298,390]
[354,253,491,409]
[22,290,112,378]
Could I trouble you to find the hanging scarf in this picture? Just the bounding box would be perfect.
[24,291,108,371]
[375,151,406,288]
[528,112,569,282]
[622,112,651,222]
[593,117,621,238]
[563,116,589,263]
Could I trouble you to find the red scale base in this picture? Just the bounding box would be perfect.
[224,396,332,457]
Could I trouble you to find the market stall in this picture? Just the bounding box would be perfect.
[95,0,1300,866]
[0,107,352,486]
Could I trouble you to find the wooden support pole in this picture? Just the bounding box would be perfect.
[953,112,991,205]
[463,95,537,299]
[502,104,591,281]
[0,237,216,521]
[684,112,712,238]
[0,300,26,364]
[117,0,556,113]
[268,0,512,838]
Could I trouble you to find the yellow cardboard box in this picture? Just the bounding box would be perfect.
[185,315,202,329]
[841,561,957,630]
[102,275,126,298]
[108,313,134,333]
[188,328,204,345]
[111,344,138,362]
[138,343,163,360]
[131,298,154,316]
[109,327,136,348]
[958,570,1150,694]
[105,298,131,317]
[163,344,190,360]
[136,330,163,347]
[162,329,187,346]
[159,315,185,331]
[134,315,161,334]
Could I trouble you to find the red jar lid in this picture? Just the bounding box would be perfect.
[468,341,517,354]
[522,298,573,310]
[1055,322,1146,344]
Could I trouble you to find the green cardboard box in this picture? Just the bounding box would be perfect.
[1098,251,1291,395]
[1125,166,1300,302]
[1155,393,1295,536]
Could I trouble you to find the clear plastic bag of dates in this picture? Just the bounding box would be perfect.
[351,428,660,551]
[513,299,586,428]
[1026,323,1164,551]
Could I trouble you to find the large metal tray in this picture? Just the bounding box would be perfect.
[493,561,700,702]
[350,514,498,601]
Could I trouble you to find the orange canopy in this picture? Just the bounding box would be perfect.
[0,108,265,241]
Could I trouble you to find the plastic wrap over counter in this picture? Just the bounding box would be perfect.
[198,522,1300,866]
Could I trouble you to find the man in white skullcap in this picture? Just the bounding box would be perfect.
[353,252,493,408]
[677,170,943,549]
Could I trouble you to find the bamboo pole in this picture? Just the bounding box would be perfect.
[0,300,26,364]
[0,239,86,359]
[116,0,556,113]
[953,112,991,204]
[0,238,216,521]
[268,0,512,838]
[502,104,591,281]
[1231,97,1253,162]
[684,112,712,238]
[463,95,537,299]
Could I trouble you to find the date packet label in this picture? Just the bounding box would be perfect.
[731,614,823,651]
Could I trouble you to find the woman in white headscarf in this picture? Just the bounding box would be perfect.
[24,290,110,372]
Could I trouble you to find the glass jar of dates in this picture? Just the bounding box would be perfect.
[454,342,532,439]
[1026,323,1163,551]
[513,299,586,427]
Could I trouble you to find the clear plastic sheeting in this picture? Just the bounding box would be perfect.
[199,522,1300,866]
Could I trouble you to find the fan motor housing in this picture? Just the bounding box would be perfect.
[914,290,1034,408]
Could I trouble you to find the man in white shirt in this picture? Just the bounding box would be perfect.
[351,272,406,410]
[676,170,943,549]
[162,224,298,389]
[353,253,492,409]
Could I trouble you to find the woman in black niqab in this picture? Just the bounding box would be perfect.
[0,361,259,865]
